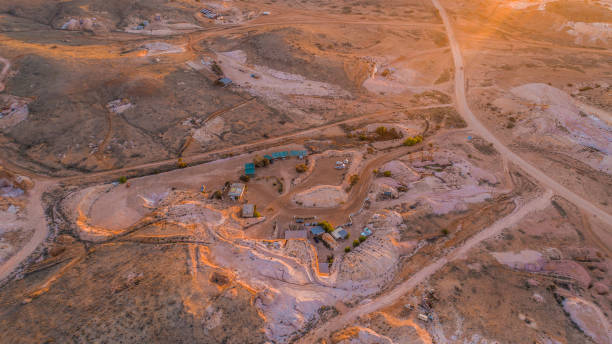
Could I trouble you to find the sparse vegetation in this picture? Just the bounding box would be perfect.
[296,164,307,173]
[319,221,334,233]
[344,247,351,253]
[118,176,127,184]
[177,158,187,168]
[254,210,261,217]
[253,155,270,168]
[383,171,392,177]
[239,175,250,182]
[441,228,449,236]
[349,174,359,186]
[403,135,423,146]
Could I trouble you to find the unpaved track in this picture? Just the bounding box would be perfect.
[58,104,450,183]
[297,191,554,343]
[430,0,612,227]
[0,104,449,282]
[0,56,10,92]
[0,179,53,282]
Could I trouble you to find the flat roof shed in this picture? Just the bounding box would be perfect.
[242,204,255,218]
[245,163,255,175]
[216,77,233,87]
[332,227,349,240]
[309,226,325,237]
[228,183,245,200]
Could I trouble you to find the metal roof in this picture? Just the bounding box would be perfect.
[217,77,232,85]
[242,204,254,217]
[331,227,348,240]
[228,183,245,197]
[309,226,325,236]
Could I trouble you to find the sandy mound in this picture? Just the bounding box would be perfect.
[337,211,403,291]
[492,250,546,271]
[562,22,612,45]
[143,42,185,56]
[293,186,347,208]
[218,50,350,98]
[167,202,225,226]
[193,117,225,144]
[380,160,420,185]
[332,327,394,344]
[362,67,421,94]
[0,95,30,130]
[510,83,611,155]
[563,296,611,344]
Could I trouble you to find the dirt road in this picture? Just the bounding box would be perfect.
[0,179,52,282]
[297,190,554,343]
[0,56,10,92]
[429,0,612,228]
[59,104,450,183]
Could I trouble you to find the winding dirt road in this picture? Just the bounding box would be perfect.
[297,191,554,343]
[296,0,612,341]
[429,0,612,225]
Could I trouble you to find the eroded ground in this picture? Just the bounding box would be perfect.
[0,0,610,343]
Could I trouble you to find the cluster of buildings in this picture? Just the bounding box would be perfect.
[284,218,373,252]
[244,150,308,175]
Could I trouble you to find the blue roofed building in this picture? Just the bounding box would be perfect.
[244,163,255,175]
[331,227,348,240]
[216,77,232,87]
[361,227,372,237]
[309,226,325,237]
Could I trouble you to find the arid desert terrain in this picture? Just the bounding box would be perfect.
[0,0,611,343]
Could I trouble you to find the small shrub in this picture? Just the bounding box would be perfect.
[344,247,351,253]
[352,239,360,248]
[177,158,187,168]
[211,61,223,76]
[506,122,515,129]
[296,164,307,173]
[441,228,449,236]
[359,235,366,243]
[239,175,250,182]
[383,171,392,177]
[375,126,387,137]
[403,135,423,146]
[349,174,359,186]
[254,210,261,217]
[212,190,222,199]
[253,155,269,167]
[118,176,127,184]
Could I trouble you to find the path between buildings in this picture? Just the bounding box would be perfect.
[297,190,553,343]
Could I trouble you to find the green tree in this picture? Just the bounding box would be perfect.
[319,221,334,233]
